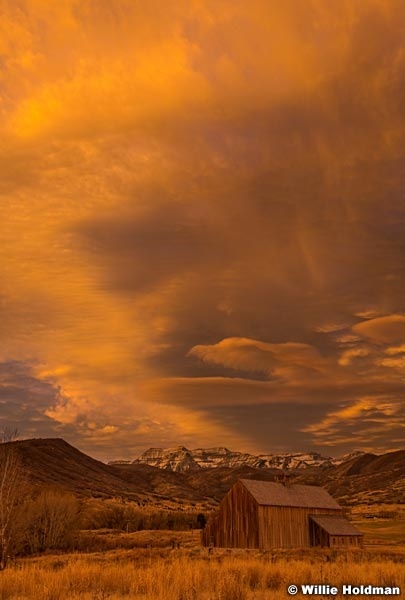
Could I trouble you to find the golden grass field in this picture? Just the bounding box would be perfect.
[0,522,404,600]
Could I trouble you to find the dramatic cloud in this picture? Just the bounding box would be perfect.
[302,395,404,451]
[187,338,337,385]
[0,361,62,437]
[353,315,405,344]
[1,0,405,458]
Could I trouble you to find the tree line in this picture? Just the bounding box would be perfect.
[84,501,207,531]
[0,434,80,569]
[0,434,207,569]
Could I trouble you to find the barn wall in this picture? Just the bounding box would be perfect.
[329,535,362,548]
[309,518,330,547]
[201,481,351,549]
[202,480,259,548]
[258,506,342,548]
[309,520,363,548]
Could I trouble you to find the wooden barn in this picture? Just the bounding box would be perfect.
[201,478,362,549]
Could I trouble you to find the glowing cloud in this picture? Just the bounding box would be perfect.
[1,0,405,457]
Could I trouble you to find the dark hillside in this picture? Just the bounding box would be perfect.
[3,438,403,507]
[296,450,405,505]
[5,438,142,500]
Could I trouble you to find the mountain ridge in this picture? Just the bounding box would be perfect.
[3,438,403,507]
[110,445,367,473]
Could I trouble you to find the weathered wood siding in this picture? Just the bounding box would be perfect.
[201,480,355,549]
[309,519,363,548]
[330,535,362,548]
[202,480,259,548]
[202,496,342,548]
[309,516,329,547]
[258,506,341,548]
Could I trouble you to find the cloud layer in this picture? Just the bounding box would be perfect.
[1,0,405,458]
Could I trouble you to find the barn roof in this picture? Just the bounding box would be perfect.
[310,515,363,536]
[239,479,341,509]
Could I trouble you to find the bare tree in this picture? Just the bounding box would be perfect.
[25,490,80,553]
[0,429,27,569]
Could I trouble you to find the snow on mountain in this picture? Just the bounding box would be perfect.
[133,446,200,472]
[129,446,362,472]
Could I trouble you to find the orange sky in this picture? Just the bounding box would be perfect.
[1,0,404,460]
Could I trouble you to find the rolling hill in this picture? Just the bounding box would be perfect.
[2,438,403,507]
[302,449,405,506]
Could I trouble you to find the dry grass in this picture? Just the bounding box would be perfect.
[354,519,405,546]
[75,529,199,553]
[0,542,404,600]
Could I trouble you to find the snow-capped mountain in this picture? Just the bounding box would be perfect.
[126,446,361,472]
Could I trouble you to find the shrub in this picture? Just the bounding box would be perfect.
[23,490,80,553]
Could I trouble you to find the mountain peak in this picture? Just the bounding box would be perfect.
[131,446,357,473]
